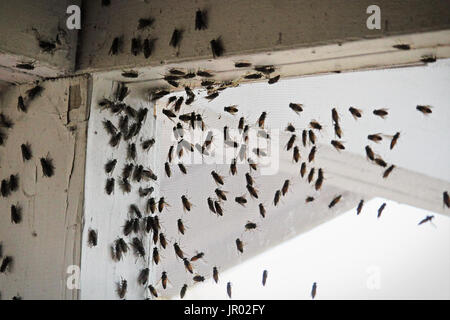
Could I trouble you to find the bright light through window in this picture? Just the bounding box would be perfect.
[173,198,450,300]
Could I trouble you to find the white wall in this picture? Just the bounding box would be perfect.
[95,57,447,300]
[81,77,159,299]
[2,56,447,300]
[183,198,450,300]
[79,74,362,299]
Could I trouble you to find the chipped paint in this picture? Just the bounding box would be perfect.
[0,75,89,299]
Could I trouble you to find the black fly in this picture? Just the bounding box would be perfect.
[105,178,115,195]
[109,37,121,55]
[262,270,268,286]
[273,190,281,206]
[211,171,225,185]
[244,73,263,80]
[328,195,342,208]
[349,107,362,119]
[169,29,182,47]
[289,103,303,115]
[138,268,149,285]
[236,238,244,253]
[0,114,14,129]
[254,65,275,74]
[195,9,207,30]
[383,165,395,178]
[40,154,55,177]
[235,195,247,206]
[131,237,146,258]
[17,96,27,112]
[88,229,98,247]
[207,197,216,214]
[356,200,364,215]
[377,203,386,218]
[131,37,142,56]
[210,37,224,58]
[418,215,434,225]
[143,38,155,58]
[11,204,22,224]
[235,62,252,68]
[121,70,139,78]
[0,256,12,273]
[268,75,280,84]
[117,279,127,299]
[180,284,188,299]
[138,18,154,30]
[26,85,44,100]
[444,191,449,208]
[16,62,35,70]
[259,203,266,218]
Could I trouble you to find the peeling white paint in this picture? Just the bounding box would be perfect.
[0,76,89,300]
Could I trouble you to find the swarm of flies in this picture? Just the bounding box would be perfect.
[30,19,438,300]
[3,49,443,301]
